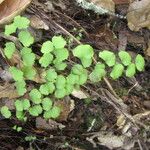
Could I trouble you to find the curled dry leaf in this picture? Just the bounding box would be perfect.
[0,0,32,25]
[127,0,150,31]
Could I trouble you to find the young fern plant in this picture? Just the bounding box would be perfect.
[0,15,145,122]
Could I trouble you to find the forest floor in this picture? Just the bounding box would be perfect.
[0,0,149,150]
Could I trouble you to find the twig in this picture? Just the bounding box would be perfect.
[127,82,138,95]
[103,77,119,99]
[54,11,89,37]
[53,21,81,45]
[138,140,144,150]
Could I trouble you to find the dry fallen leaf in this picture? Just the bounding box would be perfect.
[71,89,88,99]
[0,83,19,99]
[127,0,150,31]
[97,132,125,149]
[0,0,32,25]
[36,117,65,130]
[55,97,75,121]
[30,16,49,30]
[87,131,135,150]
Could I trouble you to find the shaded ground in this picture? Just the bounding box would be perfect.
[0,0,150,150]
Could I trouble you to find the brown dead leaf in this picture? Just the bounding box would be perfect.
[30,16,49,30]
[36,117,65,130]
[127,0,150,31]
[0,69,12,82]
[0,0,32,25]
[55,97,75,121]
[0,83,19,99]
[2,98,15,110]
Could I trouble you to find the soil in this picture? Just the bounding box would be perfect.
[0,0,149,150]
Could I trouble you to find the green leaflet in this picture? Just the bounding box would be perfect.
[14,16,30,29]
[41,41,54,54]
[52,36,66,49]
[16,111,26,121]
[73,44,94,59]
[54,62,67,71]
[135,54,145,71]
[43,106,61,119]
[126,63,136,77]
[66,74,79,85]
[65,83,74,95]
[73,44,94,67]
[55,88,66,98]
[71,64,88,85]
[89,63,106,82]
[39,53,53,68]
[22,66,36,80]
[45,68,57,82]
[72,64,85,75]
[99,50,116,67]
[5,24,17,36]
[1,106,11,118]
[110,63,124,79]
[22,52,36,66]
[29,105,43,117]
[55,75,66,89]
[9,67,24,81]
[81,58,92,68]
[15,100,24,111]
[39,82,55,95]
[78,72,88,85]
[18,30,34,47]
[15,99,30,111]
[53,48,69,61]
[118,51,131,66]
[15,80,27,96]
[21,47,32,55]
[29,89,42,104]
[4,42,16,59]
[42,98,53,111]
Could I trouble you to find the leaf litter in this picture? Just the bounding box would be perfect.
[0,0,149,149]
